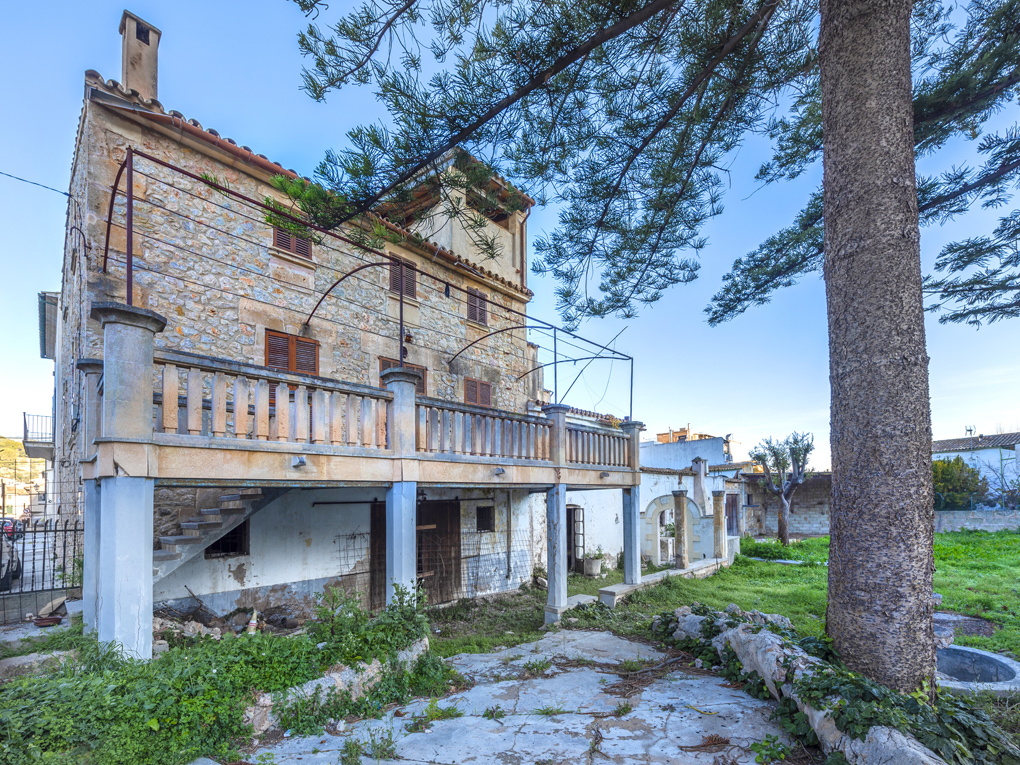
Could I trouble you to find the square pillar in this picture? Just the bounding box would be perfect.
[622,486,641,585]
[386,481,417,604]
[712,490,726,559]
[545,483,568,624]
[97,476,154,659]
[82,479,101,633]
[673,489,690,570]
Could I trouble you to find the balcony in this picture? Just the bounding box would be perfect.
[81,346,638,491]
[22,414,54,461]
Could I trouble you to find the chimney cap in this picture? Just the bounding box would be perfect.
[119,10,162,37]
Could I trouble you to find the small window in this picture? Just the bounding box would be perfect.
[273,227,312,259]
[136,22,150,45]
[206,520,249,558]
[466,288,488,325]
[379,357,427,395]
[265,329,319,375]
[464,378,492,407]
[476,506,495,533]
[389,258,416,298]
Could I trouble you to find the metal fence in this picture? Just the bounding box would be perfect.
[22,413,54,443]
[0,519,83,624]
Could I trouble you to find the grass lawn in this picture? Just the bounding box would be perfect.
[432,529,1020,659]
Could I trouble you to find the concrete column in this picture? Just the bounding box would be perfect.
[541,404,570,465]
[545,483,568,624]
[81,479,100,633]
[90,303,166,660]
[381,367,422,456]
[621,419,644,470]
[622,485,641,585]
[385,481,417,604]
[712,490,726,559]
[673,489,690,570]
[77,359,105,635]
[97,477,153,658]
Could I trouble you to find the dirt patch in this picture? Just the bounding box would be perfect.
[935,611,1000,638]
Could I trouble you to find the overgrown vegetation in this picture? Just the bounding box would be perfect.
[0,587,461,764]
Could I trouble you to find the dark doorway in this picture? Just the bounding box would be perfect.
[369,501,386,610]
[566,505,585,572]
[725,494,739,536]
[416,500,462,604]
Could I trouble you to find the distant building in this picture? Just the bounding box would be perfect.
[932,432,1020,499]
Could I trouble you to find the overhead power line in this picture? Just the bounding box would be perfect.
[0,170,68,198]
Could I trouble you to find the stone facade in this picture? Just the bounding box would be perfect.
[55,72,540,535]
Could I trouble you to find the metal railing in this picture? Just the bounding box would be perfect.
[0,519,83,624]
[23,413,53,443]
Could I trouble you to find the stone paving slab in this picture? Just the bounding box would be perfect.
[257,630,792,765]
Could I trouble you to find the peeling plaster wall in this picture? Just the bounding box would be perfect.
[154,486,537,616]
[154,487,383,615]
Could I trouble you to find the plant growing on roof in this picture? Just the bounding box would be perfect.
[749,432,813,547]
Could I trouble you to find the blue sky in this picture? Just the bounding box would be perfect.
[1,1,1018,467]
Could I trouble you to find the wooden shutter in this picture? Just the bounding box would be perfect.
[464,378,492,407]
[294,338,318,375]
[389,259,416,298]
[467,288,487,325]
[273,227,312,259]
[266,330,291,371]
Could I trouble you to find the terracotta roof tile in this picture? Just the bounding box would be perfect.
[933,432,1020,453]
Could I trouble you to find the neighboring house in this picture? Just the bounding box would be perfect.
[932,431,1020,504]
[46,12,645,658]
[640,431,733,469]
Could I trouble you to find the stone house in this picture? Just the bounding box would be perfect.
[48,11,644,658]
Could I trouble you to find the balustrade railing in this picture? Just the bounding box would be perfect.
[565,422,630,467]
[415,397,551,462]
[151,350,391,449]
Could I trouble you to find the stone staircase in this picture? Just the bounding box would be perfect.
[152,488,266,583]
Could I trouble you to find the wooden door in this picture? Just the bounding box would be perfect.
[725,494,739,536]
[416,500,461,604]
[369,502,386,611]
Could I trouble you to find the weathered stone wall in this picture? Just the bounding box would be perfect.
[55,80,541,538]
[934,508,1020,533]
[744,474,831,537]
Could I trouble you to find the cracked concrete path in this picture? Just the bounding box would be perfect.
[257,630,793,764]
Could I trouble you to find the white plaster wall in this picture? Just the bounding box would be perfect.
[933,447,1018,494]
[154,486,384,605]
[640,438,728,469]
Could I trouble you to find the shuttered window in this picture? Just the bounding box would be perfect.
[466,287,488,325]
[379,357,427,395]
[273,227,313,259]
[464,378,492,407]
[388,258,416,298]
[265,330,319,375]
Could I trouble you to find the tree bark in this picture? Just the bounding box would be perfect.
[820,0,936,693]
[777,496,790,547]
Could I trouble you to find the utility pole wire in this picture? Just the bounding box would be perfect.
[0,170,69,197]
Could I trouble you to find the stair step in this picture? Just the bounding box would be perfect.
[239,488,264,498]
[219,493,242,503]
[159,535,204,547]
[215,504,247,514]
[153,549,182,562]
[220,498,247,510]
[181,520,223,531]
[199,510,224,521]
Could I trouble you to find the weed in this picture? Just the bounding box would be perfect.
[366,727,398,759]
[613,702,633,717]
[618,658,649,673]
[522,657,552,676]
[339,738,364,765]
[405,698,463,732]
[533,705,569,716]
[483,705,507,721]
[749,734,791,763]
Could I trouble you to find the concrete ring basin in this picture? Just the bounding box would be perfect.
[937,645,1020,696]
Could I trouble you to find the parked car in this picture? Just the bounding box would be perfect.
[0,533,22,591]
[2,518,25,542]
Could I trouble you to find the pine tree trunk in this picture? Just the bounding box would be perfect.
[777,496,791,547]
[820,0,936,693]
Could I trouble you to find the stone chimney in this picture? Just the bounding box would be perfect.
[119,11,161,102]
